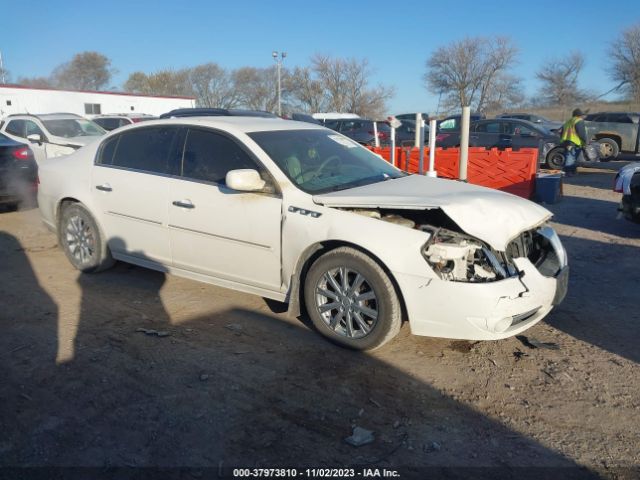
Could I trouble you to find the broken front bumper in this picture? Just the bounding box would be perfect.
[395,258,568,341]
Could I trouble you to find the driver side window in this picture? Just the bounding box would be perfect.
[181,128,258,185]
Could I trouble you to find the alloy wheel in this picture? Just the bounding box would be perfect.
[65,215,96,265]
[315,267,378,338]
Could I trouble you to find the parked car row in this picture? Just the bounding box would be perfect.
[396,112,640,162]
[436,118,560,166]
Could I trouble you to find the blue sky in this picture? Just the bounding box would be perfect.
[2,0,639,114]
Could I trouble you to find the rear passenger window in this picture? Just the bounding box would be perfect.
[609,114,632,124]
[476,122,501,133]
[181,128,257,184]
[108,126,179,174]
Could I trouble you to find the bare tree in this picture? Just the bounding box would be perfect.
[309,55,393,118]
[52,51,114,90]
[425,37,519,113]
[16,76,53,88]
[189,63,239,108]
[123,69,192,97]
[535,52,587,106]
[483,74,526,112]
[286,66,327,113]
[233,66,280,111]
[609,23,640,103]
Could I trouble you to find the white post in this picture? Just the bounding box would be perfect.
[459,106,470,181]
[417,113,425,174]
[427,118,437,177]
[414,112,421,148]
[390,126,396,166]
[373,121,380,148]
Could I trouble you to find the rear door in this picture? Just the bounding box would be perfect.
[91,126,182,265]
[471,121,503,147]
[167,127,282,292]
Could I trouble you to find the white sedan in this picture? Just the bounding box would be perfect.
[38,117,568,350]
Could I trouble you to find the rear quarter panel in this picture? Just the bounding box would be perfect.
[37,145,97,230]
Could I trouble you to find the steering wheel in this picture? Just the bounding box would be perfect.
[293,155,341,182]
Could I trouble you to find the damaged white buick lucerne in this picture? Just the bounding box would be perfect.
[38,116,568,350]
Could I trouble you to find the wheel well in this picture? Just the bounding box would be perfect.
[595,134,621,148]
[56,197,80,226]
[287,240,409,324]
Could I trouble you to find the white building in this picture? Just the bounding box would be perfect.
[0,84,195,118]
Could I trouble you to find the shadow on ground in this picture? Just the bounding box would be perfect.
[0,231,600,478]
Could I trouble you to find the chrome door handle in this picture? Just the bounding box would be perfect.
[172,200,195,209]
[95,183,112,192]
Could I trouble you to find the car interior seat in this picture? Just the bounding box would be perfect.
[283,154,302,179]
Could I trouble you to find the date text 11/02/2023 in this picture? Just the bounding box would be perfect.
[232,468,401,478]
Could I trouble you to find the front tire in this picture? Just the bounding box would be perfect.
[546,147,566,169]
[59,203,114,273]
[597,138,619,161]
[304,247,402,350]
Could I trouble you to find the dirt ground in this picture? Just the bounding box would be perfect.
[1,161,639,479]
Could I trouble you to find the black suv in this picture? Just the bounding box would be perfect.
[436,118,561,166]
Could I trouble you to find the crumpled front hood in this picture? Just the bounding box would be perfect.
[313,175,552,251]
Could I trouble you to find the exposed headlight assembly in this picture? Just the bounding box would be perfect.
[421,227,514,283]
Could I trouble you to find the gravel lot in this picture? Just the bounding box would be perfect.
[1,161,638,479]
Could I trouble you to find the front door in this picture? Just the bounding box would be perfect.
[167,127,282,292]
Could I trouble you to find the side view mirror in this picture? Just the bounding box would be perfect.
[226,169,266,192]
[27,133,43,144]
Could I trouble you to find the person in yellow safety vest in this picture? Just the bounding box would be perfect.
[560,108,589,175]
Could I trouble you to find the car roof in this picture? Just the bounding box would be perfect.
[5,113,85,121]
[476,118,545,128]
[159,108,276,119]
[134,116,325,133]
[588,111,640,115]
[38,113,85,120]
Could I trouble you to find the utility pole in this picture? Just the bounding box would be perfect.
[272,51,286,116]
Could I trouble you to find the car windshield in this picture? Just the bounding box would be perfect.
[42,119,106,138]
[249,129,406,194]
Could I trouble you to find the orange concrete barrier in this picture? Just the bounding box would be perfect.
[367,146,538,199]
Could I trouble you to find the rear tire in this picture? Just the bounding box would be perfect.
[303,247,401,350]
[59,203,114,273]
[597,138,619,161]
